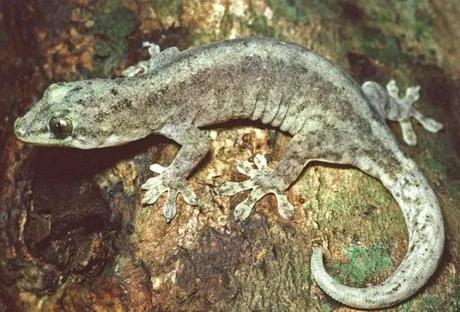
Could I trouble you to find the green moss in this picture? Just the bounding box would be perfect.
[151,0,182,18]
[94,6,135,45]
[91,6,136,77]
[250,15,276,37]
[361,27,405,66]
[448,276,460,311]
[396,274,459,311]
[360,178,393,207]
[266,0,309,23]
[364,2,439,61]
[333,243,393,287]
[424,157,447,177]
[420,295,441,312]
[414,132,452,179]
[397,301,414,312]
[101,0,124,12]
[432,275,460,312]
[369,8,395,24]
[414,10,433,41]
[318,303,333,312]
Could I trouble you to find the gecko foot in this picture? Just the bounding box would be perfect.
[122,42,180,77]
[141,163,197,222]
[219,154,294,221]
[386,79,443,145]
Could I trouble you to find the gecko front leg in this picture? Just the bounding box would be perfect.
[142,123,210,222]
[122,41,180,77]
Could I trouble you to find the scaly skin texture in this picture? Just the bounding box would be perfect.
[14,37,444,309]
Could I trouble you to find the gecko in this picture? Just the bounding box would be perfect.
[14,37,444,309]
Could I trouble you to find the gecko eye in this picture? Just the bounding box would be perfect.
[49,116,73,139]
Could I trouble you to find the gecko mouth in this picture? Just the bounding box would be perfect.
[14,117,27,138]
[14,117,70,147]
[15,134,65,147]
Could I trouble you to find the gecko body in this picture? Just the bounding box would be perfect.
[14,37,444,309]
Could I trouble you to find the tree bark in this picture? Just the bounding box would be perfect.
[1,1,459,311]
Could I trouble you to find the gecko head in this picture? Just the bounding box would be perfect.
[14,79,150,149]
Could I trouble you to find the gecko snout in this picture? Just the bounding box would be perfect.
[14,117,27,138]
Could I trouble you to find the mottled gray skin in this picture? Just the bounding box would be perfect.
[14,37,444,309]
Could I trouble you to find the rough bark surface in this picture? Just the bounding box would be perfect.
[0,1,459,311]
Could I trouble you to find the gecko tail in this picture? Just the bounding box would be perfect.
[311,153,445,309]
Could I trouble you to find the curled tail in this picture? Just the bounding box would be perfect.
[311,152,444,309]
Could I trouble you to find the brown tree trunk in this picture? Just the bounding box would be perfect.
[1,1,459,311]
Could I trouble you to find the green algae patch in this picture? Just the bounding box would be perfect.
[333,243,393,287]
[360,27,406,66]
[248,14,276,37]
[150,0,182,27]
[396,273,460,312]
[266,0,309,23]
[91,5,136,77]
[420,295,442,312]
[311,166,404,241]
[359,1,439,61]
[151,0,182,18]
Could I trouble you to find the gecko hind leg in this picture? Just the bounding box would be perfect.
[220,133,312,221]
[219,154,294,220]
